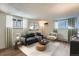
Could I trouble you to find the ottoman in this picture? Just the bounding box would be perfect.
[36,43,46,51]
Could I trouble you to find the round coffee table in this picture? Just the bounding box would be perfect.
[36,42,46,51]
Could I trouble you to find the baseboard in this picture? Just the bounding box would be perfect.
[53,39,69,43]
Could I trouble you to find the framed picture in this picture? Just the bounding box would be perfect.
[29,22,39,30]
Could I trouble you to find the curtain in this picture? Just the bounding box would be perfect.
[5,28,13,48]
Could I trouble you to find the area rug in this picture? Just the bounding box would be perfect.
[19,42,61,56]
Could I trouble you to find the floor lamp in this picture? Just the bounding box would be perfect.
[39,20,48,35]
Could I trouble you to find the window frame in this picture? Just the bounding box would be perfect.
[13,18,23,29]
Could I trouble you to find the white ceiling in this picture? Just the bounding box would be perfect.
[1,3,79,20]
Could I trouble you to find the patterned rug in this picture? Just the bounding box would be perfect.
[19,41,69,56]
[19,42,70,56]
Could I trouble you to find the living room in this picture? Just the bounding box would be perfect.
[0,3,79,56]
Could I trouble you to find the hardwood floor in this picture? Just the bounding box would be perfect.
[0,48,26,56]
[0,41,70,56]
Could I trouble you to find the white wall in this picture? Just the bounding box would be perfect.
[0,12,29,49]
[57,29,68,41]
[6,15,28,46]
[53,17,70,42]
[0,12,6,49]
[12,29,23,45]
[12,17,28,46]
[6,15,13,28]
[6,15,13,48]
[28,19,54,36]
[23,18,28,29]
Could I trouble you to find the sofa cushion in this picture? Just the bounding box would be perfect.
[36,32,42,36]
[26,37,38,45]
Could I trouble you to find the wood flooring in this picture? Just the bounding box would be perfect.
[0,48,26,56]
[0,41,70,56]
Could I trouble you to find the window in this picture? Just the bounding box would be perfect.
[75,18,79,28]
[55,20,68,29]
[13,19,23,28]
[55,22,58,29]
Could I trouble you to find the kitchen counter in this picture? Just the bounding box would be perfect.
[71,37,79,41]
